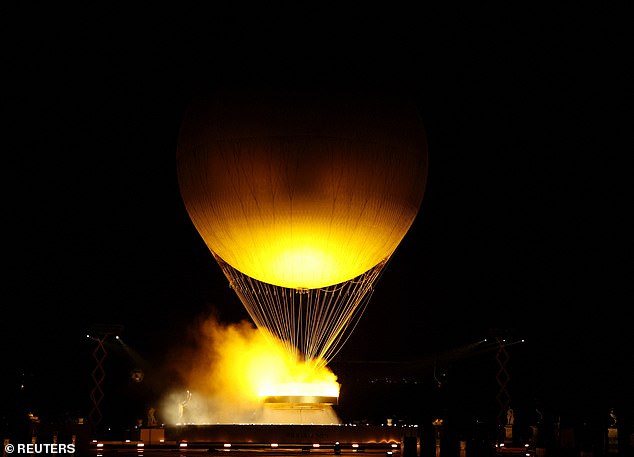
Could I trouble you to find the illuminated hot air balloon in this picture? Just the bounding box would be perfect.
[177,90,427,368]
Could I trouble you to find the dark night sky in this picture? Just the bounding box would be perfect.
[2,4,631,429]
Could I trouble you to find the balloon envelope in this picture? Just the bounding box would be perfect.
[177,91,427,289]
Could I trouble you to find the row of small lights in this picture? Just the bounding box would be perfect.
[93,440,530,457]
[94,438,161,457]
[93,439,399,450]
[93,439,165,446]
[220,442,399,450]
[175,422,417,426]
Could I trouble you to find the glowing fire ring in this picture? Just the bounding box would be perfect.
[259,382,339,405]
[263,395,338,405]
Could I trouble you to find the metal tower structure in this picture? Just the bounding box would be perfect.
[489,328,519,427]
[88,324,124,429]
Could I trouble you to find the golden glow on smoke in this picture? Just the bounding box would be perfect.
[161,317,340,424]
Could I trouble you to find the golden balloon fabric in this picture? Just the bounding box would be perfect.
[177,91,427,289]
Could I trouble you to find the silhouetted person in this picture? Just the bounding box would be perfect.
[178,390,192,422]
[147,407,157,426]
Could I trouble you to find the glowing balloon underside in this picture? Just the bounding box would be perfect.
[177,93,428,289]
[177,91,428,365]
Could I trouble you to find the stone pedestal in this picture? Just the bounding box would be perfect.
[531,425,539,444]
[504,424,513,445]
[531,425,547,456]
[432,420,443,457]
[140,427,165,444]
[606,426,618,455]
[459,440,466,457]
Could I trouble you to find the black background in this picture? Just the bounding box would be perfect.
[2,3,631,437]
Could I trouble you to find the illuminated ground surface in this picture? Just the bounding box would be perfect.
[85,424,408,456]
[88,443,404,456]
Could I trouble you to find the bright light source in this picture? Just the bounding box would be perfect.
[271,443,279,448]
[224,444,231,448]
[259,381,340,398]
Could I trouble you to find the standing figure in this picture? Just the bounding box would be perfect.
[147,407,158,426]
[507,407,515,425]
[178,390,192,422]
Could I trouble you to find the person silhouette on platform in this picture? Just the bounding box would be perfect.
[147,407,158,426]
[506,407,515,425]
[178,389,192,423]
